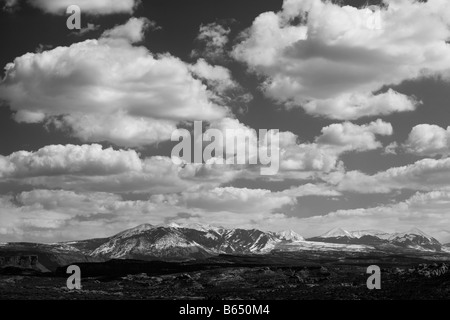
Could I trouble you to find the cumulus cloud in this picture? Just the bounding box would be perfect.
[404,124,450,156]
[101,17,155,43]
[296,190,450,243]
[0,116,395,194]
[0,195,72,241]
[277,119,392,176]
[189,59,253,110]
[233,0,450,119]
[189,58,238,94]
[316,119,393,152]
[276,183,341,199]
[0,144,244,194]
[0,190,184,242]
[204,117,260,161]
[0,19,230,147]
[0,144,142,178]
[2,187,449,243]
[151,183,340,214]
[56,112,176,148]
[0,180,342,242]
[302,89,420,120]
[151,187,296,213]
[201,118,391,179]
[29,0,138,15]
[191,22,231,62]
[383,142,398,155]
[329,157,450,194]
[279,137,341,173]
[199,118,338,177]
[0,187,324,242]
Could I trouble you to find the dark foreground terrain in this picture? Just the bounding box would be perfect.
[1,251,449,300]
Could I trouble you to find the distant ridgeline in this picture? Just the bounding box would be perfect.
[0,254,50,273]
[0,224,448,272]
[0,255,38,268]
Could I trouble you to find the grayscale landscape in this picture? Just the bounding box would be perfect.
[1,224,449,299]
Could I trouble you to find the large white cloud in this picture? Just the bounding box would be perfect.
[404,124,450,156]
[0,179,342,242]
[296,190,450,243]
[0,144,143,178]
[316,119,393,152]
[329,157,450,194]
[0,190,184,242]
[277,119,392,176]
[279,138,341,173]
[303,89,419,120]
[2,188,449,244]
[150,184,339,214]
[0,144,245,194]
[0,115,394,193]
[151,187,296,213]
[233,0,450,119]
[0,195,71,241]
[56,113,177,148]
[0,18,230,147]
[202,118,392,178]
[0,187,327,242]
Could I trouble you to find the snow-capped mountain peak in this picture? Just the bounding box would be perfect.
[307,227,442,252]
[389,228,433,241]
[29,224,446,265]
[276,230,304,242]
[320,228,354,238]
[406,228,432,239]
[165,222,225,233]
[89,223,309,261]
[350,230,390,239]
[2,224,447,270]
[115,223,156,238]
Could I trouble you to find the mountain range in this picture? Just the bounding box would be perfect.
[307,227,442,251]
[0,223,447,270]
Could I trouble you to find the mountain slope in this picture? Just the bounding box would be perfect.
[320,227,354,239]
[90,224,303,261]
[91,226,214,261]
[276,230,304,242]
[307,228,357,244]
[0,242,105,271]
[1,225,447,271]
[307,227,442,251]
[443,243,450,253]
[62,237,111,255]
[388,228,441,251]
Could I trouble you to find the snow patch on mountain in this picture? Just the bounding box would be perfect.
[276,230,304,242]
[389,228,434,241]
[89,224,308,260]
[115,224,156,239]
[350,230,390,239]
[320,228,354,238]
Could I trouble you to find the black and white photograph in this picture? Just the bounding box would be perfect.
[1,0,450,308]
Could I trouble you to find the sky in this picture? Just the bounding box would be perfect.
[1,0,450,243]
